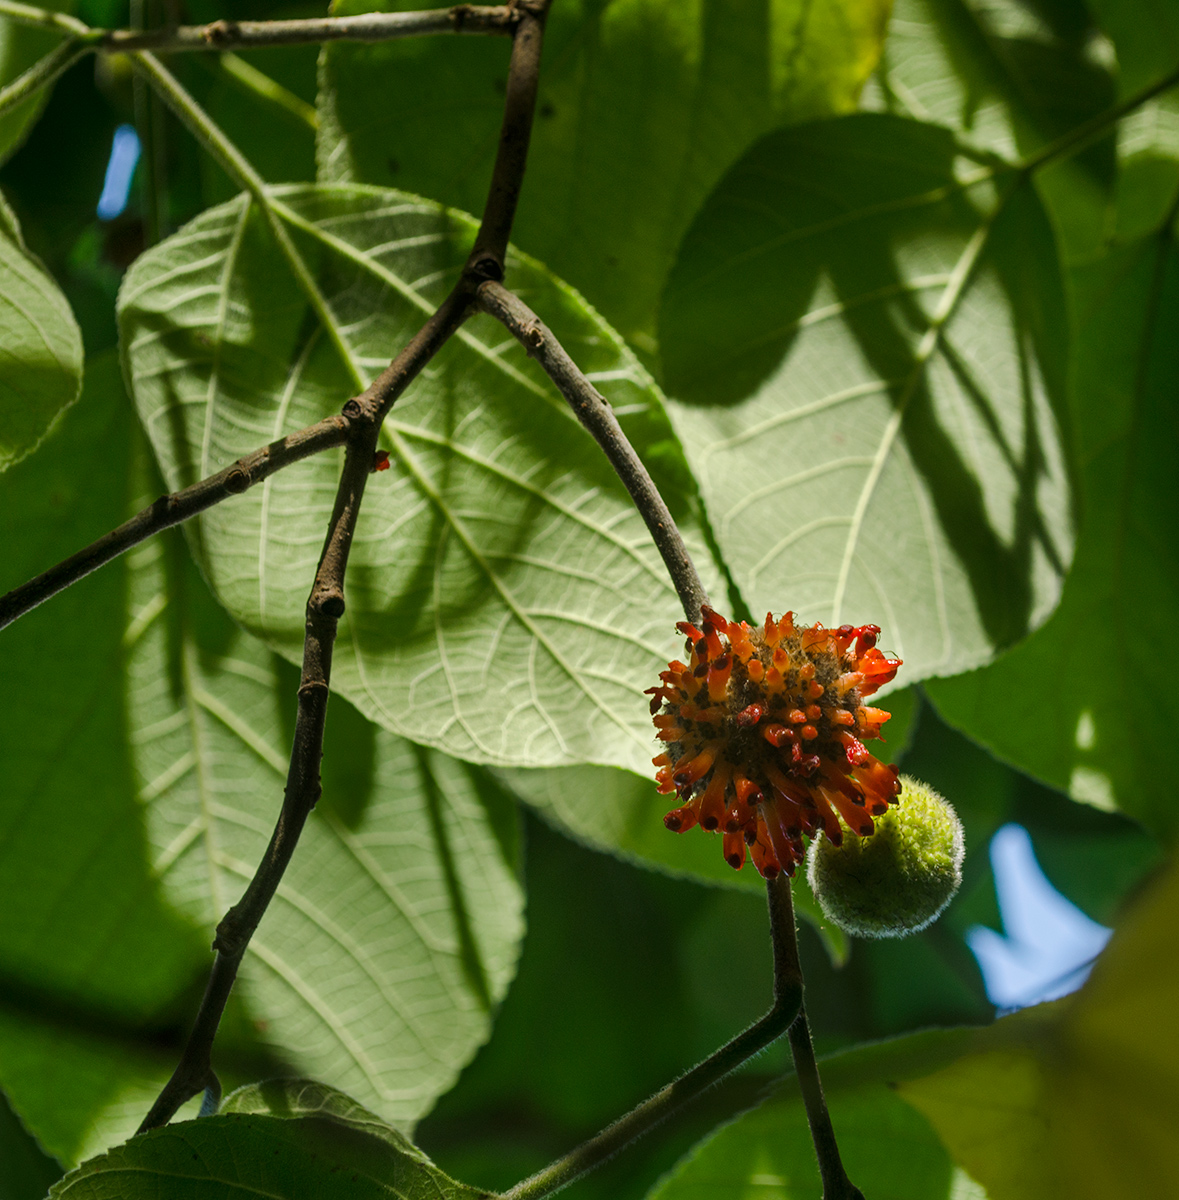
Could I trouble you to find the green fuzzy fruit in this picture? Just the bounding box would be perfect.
[806,776,965,939]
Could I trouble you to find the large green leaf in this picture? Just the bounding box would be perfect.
[119,183,713,774]
[0,351,526,1149]
[51,1080,487,1200]
[0,355,209,1163]
[900,852,1179,1200]
[125,524,525,1126]
[866,0,1116,260]
[649,1080,964,1199]
[659,114,1073,686]
[928,229,1179,839]
[317,0,889,347]
[0,190,83,471]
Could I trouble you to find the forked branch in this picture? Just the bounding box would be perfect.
[137,0,551,1132]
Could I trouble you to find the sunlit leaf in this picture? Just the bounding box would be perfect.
[317,0,889,346]
[660,114,1073,688]
[929,229,1179,840]
[0,190,83,470]
[51,1080,487,1200]
[864,0,1116,259]
[119,183,714,774]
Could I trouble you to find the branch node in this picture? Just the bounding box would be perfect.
[213,911,247,958]
[467,252,504,283]
[342,397,363,419]
[223,465,251,494]
[203,18,236,45]
[313,591,346,619]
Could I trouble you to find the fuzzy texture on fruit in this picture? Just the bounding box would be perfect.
[806,775,965,938]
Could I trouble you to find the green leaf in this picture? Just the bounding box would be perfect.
[125,527,525,1126]
[51,1081,487,1200]
[0,0,76,165]
[650,1081,962,1199]
[899,852,1179,1200]
[0,189,83,471]
[0,1086,62,1200]
[0,351,525,1149]
[317,0,890,347]
[927,229,1179,839]
[866,0,1116,259]
[0,353,209,1163]
[648,1023,997,1200]
[119,183,714,774]
[660,113,1073,688]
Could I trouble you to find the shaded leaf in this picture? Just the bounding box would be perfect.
[51,1081,488,1200]
[317,0,889,346]
[0,0,77,165]
[0,1086,62,1200]
[900,851,1179,1199]
[928,228,1179,840]
[125,527,525,1126]
[119,183,714,773]
[0,354,209,1162]
[0,189,83,471]
[660,114,1073,687]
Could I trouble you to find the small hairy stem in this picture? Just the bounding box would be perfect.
[788,1010,865,1200]
[501,876,802,1200]
[477,280,709,623]
[0,38,89,121]
[0,418,348,632]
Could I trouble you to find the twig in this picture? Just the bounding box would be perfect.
[788,1010,865,1200]
[0,418,348,632]
[0,37,87,121]
[138,0,550,1132]
[136,292,472,1131]
[0,0,516,49]
[106,6,516,51]
[500,875,803,1200]
[468,0,549,273]
[477,280,709,623]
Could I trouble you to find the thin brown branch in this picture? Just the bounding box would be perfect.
[476,280,709,623]
[101,4,516,52]
[137,284,476,1132]
[138,0,552,1128]
[469,0,550,273]
[0,417,348,632]
[501,875,802,1200]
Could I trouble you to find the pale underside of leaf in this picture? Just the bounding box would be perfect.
[120,183,711,774]
[122,529,524,1125]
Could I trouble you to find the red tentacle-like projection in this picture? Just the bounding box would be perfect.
[647,606,903,879]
